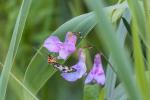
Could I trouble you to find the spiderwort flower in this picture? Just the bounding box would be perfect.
[44,32,77,60]
[61,49,86,82]
[85,54,105,85]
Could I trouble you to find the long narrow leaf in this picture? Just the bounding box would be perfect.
[86,0,142,100]
[0,0,32,100]
[0,62,38,100]
[127,0,146,39]
[9,74,39,100]
[111,84,127,100]
[105,8,131,99]
[132,21,149,100]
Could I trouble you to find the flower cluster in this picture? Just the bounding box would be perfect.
[44,32,77,60]
[44,32,105,85]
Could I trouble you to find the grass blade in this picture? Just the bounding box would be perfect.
[0,62,38,100]
[0,0,32,99]
[9,74,39,100]
[86,0,142,99]
[132,21,149,100]
[127,0,146,39]
[111,84,127,100]
[105,8,131,99]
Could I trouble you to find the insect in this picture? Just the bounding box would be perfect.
[73,32,82,38]
[48,55,76,73]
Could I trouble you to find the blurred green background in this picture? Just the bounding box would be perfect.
[0,0,121,100]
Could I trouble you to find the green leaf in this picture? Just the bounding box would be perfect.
[105,7,131,100]
[99,88,105,100]
[9,74,39,100]
[0,62,38,100]
[105,65,116,99]
[86,0,142,100]
[84,84,101,100]
[127,0,146,39]
[111,2,128,23]
[0,0,32,100]
[146,71,150,86]
[111,84,127,100]
[132,20,149,100]
[23,12,96,94]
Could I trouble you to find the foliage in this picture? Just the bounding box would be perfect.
[0,0,150,100]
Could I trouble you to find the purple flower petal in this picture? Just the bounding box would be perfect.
[85,54,105,85]
[44,32,77,60]
[58,43,76,59]
[61,49,86,81]
[58,32,77,59]
[65,32,77,44]
[44,36,62,52]
[84,71,93,84]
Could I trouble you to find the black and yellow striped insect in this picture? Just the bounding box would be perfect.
[48,55,76,73]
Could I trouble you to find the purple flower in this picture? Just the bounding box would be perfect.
[44,32,77,60]
[85,54,105,85]
[61,49,86,82]
[44,36,62,52]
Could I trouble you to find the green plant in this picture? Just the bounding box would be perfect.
[0,0,149,100]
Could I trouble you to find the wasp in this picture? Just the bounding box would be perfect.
[48,55,76,73]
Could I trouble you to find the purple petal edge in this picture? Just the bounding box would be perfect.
[61,49,86,81]
[85,53,105,85]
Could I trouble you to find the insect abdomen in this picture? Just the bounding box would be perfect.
[53,63,76,73]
